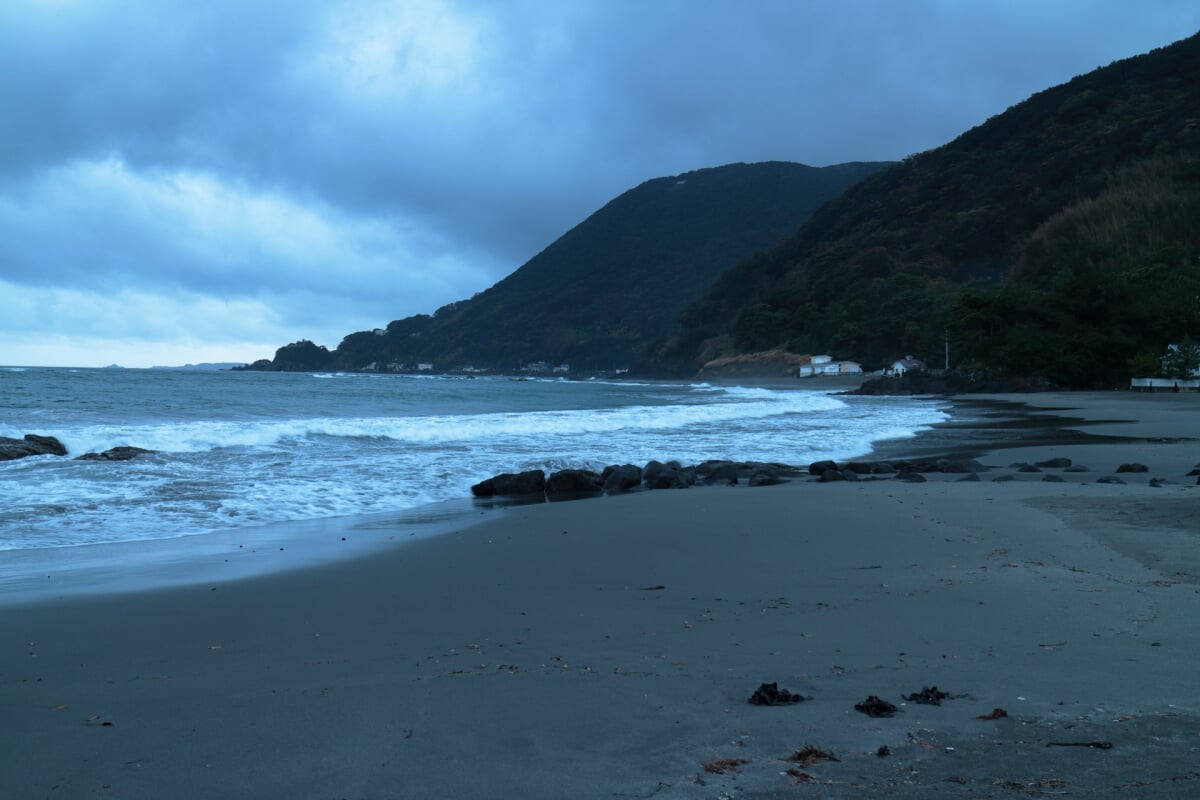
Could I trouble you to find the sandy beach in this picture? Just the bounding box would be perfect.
[2,391,1198,798]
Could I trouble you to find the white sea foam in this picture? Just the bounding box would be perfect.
[0,372,948,551]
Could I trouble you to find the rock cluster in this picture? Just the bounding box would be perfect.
[0,433,156,462]
[470,459,802,500]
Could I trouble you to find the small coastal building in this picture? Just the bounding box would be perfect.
[417,362,434,371]
[797,354,861,378]
[888,356,926,377]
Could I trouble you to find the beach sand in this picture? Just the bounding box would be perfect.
[2,392,1198,798]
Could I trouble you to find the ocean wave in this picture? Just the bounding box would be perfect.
[29,390,846,455]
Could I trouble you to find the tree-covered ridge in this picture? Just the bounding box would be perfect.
[649,32,1200,386]
[256,160,888,373]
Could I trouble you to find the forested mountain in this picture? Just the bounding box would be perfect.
[255,160,888,373]
[646,32,1200,386]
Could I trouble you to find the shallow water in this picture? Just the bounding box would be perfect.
[1,367,948,552]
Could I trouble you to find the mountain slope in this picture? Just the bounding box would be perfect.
[650,32,1200,385]
[260,160,889,372]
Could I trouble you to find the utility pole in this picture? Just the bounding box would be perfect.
[944,329,949,371]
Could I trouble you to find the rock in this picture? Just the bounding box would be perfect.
[0,434,67,461]
[992,474,1016,482]
[545,468,603,498]
[845,461,875,475]
[471,469,546,497]
[1149,477,1169,488]
[895,472,926,483]
[1036,457,1073,468]
[1041,474,1065,482]
[702,462,739,486]
[643,460,688,490]
[1018,464,1042,473]
[1096,475,1126,485]
[957,473,981,482]
[1116,463,1149,473]
[808,459,839,475]
[76,446,156,461]
[871,462,897,475]
[818,468,847,483]
[749,469,785,487]
[602,464,642,494]
[940,459,984,474]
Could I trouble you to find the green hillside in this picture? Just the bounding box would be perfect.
[647,32,1200,386]
[256,161,888,373]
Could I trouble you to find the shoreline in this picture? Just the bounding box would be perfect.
[0,389,1179,606]
[2,391,1198,798]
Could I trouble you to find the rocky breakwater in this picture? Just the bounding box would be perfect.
[471,459,804,502]
[0,433,156,462]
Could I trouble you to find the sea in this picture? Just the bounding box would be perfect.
[0,367,948,597]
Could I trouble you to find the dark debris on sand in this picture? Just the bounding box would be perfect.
[854,695,899,717]
[749,682,812,706]
[904,686,959,705]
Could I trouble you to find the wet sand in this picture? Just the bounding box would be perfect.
[1,391,1198,798]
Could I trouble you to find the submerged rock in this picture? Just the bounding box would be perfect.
[76,446,156,461]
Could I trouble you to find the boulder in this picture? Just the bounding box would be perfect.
[1116,463,1149,473]
[1017,464,1042,473]
[749,469,785,487]
[471,469,546,497]
[0,434,67,461]
[702,462,739,486]
[895,472,926,483]
[602,464,642,494]
[643,460,688,489]
[76,446,156,461]
[1041,474,1065,483]
[818,468,847,483]
[545,468,603,498]
[957,473,981,482]
[1097,475,1126,484]
[991,474,1016,482]
[808,459,838,475]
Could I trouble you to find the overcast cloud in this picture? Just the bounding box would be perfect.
[2,0,1198,367]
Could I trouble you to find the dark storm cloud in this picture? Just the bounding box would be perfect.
[1,0,1198,366]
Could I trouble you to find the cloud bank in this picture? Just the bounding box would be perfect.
[2,0,1197,366]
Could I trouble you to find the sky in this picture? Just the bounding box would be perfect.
[2,1,1199,368]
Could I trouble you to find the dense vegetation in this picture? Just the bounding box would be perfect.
[645,32,1200,386]
[256,161,887,374]
[254,32,1200,387]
